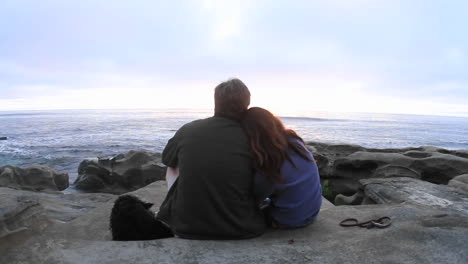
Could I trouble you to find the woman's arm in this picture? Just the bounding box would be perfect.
[253,172,275,203]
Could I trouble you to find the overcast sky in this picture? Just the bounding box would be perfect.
[0,0,467,116]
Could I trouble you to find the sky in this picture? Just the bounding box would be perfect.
[0,0,467,117]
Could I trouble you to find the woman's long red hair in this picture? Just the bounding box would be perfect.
[241,107,313,184]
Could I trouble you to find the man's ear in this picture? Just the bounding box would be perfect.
[143,202,154,209]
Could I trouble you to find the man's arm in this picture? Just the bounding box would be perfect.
[165,167,179,190]
[162,126,185,190]
[162,137,179,168]
[162,122,188,167]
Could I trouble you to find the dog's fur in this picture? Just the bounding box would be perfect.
[110,195,174,240]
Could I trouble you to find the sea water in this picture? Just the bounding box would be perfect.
[1,109,467,183]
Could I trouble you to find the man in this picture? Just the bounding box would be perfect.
[157,78,266,239]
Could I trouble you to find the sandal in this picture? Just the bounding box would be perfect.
[339,217,391,229]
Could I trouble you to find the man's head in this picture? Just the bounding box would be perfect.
[214,78,251,120]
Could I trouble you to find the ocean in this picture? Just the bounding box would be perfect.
[1,109,467,184]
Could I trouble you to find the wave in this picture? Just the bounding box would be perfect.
[280,116,349,122]
[0,112,60,117]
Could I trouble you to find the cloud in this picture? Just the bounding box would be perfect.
[0,0,467,116]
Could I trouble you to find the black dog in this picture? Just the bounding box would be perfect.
[110,195,174,240]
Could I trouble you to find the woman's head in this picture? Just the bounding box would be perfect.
[241,107,311,183]
[241,107,287,155]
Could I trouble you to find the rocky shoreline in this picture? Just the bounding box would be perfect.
[305,141,468,200]
[1,142,467,263]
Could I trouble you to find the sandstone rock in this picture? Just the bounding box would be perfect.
[334,191,364,206]
[1,181,467,264]
[410,153,468,184]
[306,141,364,177]
[334,152,412,177]
[320,197,334,209]
[360,177,468,215]
[0,195,49,239]
[372,164,420,178]
[0,165,69,191]
[0,185,116,262]
[448,174,468,195]
[454,149,468,159]
[306,142,468,197]
[0,186,115,224]
[74,151,166,194]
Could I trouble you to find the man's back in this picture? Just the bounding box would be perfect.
[157,116,266,239]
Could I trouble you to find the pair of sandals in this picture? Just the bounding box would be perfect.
[339,216,392,229]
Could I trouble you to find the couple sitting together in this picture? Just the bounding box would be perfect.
[157,78,322,239]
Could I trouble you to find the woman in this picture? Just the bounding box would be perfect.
[241,107,322,228]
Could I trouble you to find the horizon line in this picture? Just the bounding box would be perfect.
[0,107,467,119]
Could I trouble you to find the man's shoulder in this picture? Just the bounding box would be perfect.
[180,116,239,131]
[177,116,214,132]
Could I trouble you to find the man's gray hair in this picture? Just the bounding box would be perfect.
[214,78,251,120]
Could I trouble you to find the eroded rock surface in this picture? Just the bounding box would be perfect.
[0,165,69,191]
[0,195,49,239]
[1,181,467,264]
[74,150,166,194]
[0,186,115,224]
[306,142,468,196]
[448,174,468,195]
[336,177,468,215]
